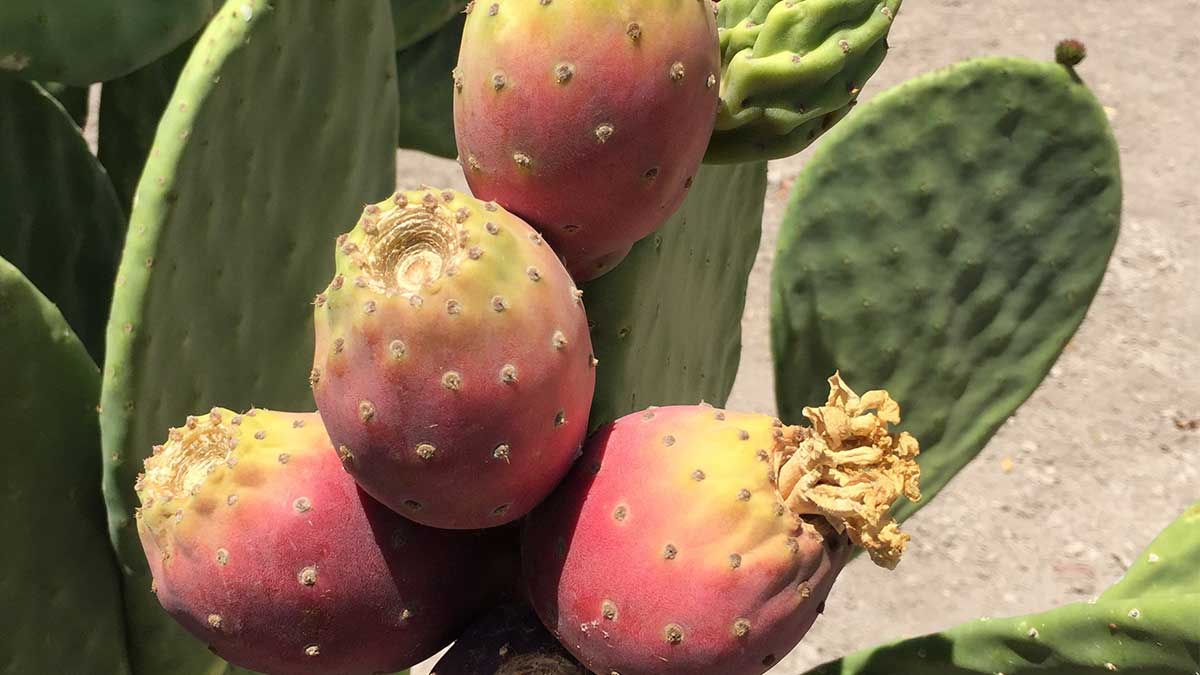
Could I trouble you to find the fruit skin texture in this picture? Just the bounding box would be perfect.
[312,187,595,529]
[136,408,515,675]
[523,377,920,675]
[453,0,721,281]
[432,602,585,674]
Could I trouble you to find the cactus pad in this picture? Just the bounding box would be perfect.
[392,0,468,51]
[0,0,215,85]
[99,1,398,671]
[808,594,1200,675]
[0,78,125,361]
[772,56,1121,523]
[98,41,195,211]
[706,0,901,164]
[809,505,1200,674]
[583,161,767,428]
[395,15,462,159]
[0,257,130,674]
[1102,500,1200,601]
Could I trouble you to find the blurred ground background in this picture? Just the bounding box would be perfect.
[79,0,1192,671]
[400,2,1199,672]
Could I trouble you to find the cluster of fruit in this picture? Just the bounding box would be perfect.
[133,2,920,674]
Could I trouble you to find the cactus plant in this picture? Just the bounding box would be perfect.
[1,0,1162,672]
[806,502,1200,675]
[98,1,399,671]
[0,257,130,674]
[0,0,216,85]
[707,0,902,163]
[772,54,1121,525]
[0,78,125,361]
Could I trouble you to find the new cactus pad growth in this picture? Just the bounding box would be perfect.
[453,0,721,280]
[312,187,595,529]
[523,374,921,675]
[135,408,515,675]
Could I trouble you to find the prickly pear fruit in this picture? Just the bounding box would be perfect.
[312,187,595,529]
[432,602,585,675]
[523,374,921,675]
[135,408,515,675]
[452,0,721,280]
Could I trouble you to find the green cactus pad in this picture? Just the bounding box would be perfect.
[0,1,215,85]
[392,0,467,51]
[395,14,462,159]
[772,56,1121,524]
[807,594,1200,675]
[39,81,89,127]
[583,161,767,428]
[1103,501,1200,601]
[0,257,130,674]
[0,78,125,361]
[99,40,195,211]
[706,0,901,164]
[98,1,398,672]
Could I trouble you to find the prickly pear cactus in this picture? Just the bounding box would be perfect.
[772,55,1121,523]
[0,0,216,84]
[706,0,901,163]
[98,1,398,672]
[395,15,463,159]
[39,80,88,127]
[0,78,125,361]
[0,257,130,674]
[807,502,1200,674]
[98,40,195,210]
[392,0,468,51]
[584,162,768,428]
[1102,501,1199,601]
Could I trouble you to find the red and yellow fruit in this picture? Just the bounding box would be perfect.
[522,374,921,675]
[311,187,595,529]
[453,0,721,280]
[136,409,515,675]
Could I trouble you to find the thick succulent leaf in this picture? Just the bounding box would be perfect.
[0,257,130,674]
[392,0,468,51]
[98,39,195,212]
[0,0,216,84]
[807,594,1199,675]
[706,0,901,163]
[584,161,768,428]
[772,56,1121,523]
[0,78,125,361]
[39,80,89,126]
[395,14,462,158]
[1102,500,1200,602]
[808,504,1200,674]
[98,1,399,672]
